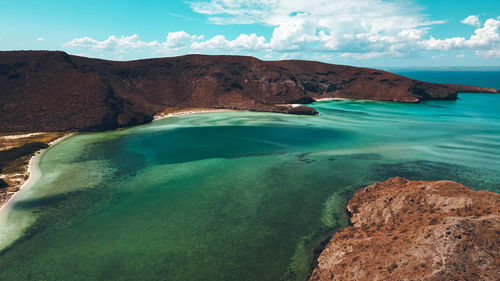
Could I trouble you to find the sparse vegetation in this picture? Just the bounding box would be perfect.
[0,142,48,172]
[0,132,66,194]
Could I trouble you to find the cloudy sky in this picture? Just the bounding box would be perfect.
[1,0,500,66]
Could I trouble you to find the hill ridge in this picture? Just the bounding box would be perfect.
[1,51,497,132]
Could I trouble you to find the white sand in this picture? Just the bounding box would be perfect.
[0,133,44,140]
[0,152,40,215]
[0,133,74,215]
[314,97,349,102]
[153,109,234,121]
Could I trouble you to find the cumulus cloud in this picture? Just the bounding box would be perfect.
[190,33,267,51]
[64,31,267,56]
[269,13,318,51]
[62,1,500,60]
[37,37,46,42]
[63,34,159,51]
[162,31,202,49]
[154,31,205,54]
[190,0,438,53]
[461,15,481,27]
[187,1,500,58]
[421,18,500,51]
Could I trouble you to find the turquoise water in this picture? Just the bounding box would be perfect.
[0,71,499,280]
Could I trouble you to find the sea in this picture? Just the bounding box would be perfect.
[0,70,499,280]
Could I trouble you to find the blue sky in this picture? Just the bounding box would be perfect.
[1,0,500,66]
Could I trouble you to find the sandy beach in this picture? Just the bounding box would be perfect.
[0,151,40,214]
[0,133,74,213]
[314,97,349,102]
[153,108,237,121]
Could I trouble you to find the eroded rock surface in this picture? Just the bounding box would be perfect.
[310,177,500,281]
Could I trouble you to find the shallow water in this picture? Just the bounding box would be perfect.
[0,71,499,280]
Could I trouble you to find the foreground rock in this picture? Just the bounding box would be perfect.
[1,51,497,132]
[310,177,499,281]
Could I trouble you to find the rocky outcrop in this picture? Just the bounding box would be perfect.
[286,106,319,115]
[1,51,497,132]
[310,177,500,281]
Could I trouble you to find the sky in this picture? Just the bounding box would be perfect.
[1,0,500,67]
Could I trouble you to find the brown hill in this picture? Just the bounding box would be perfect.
[1,51,497,132]
[310,177,500,281]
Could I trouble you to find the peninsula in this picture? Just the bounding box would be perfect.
[1,51,497,132]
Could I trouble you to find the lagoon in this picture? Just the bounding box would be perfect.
[0,71,499,280]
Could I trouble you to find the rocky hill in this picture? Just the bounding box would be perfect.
[310,177,500,281]
[1,51,497,132]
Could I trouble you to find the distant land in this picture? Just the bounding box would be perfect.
[381,66,500,71]
[0,51,498,133]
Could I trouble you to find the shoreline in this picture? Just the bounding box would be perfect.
[0,133,74,214]
[313,97,349,102]
[0,150,41,214]
[153,108,237,121]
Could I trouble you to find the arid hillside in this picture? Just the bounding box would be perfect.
[310,177,500,281]
[1,51,497,132]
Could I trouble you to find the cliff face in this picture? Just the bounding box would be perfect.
[310,177,500,281]
[1,51,497,132]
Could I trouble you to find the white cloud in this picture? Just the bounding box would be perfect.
[190,33,267,51]
[155,31,204,54]
[456,54,465,58]
[461,15,481,27]
[476,49,500,58]
[189,0,277,25]
[421,18,500,50]
[162,31,201,49]
[339,51,391,60]
[269,13,318,51]
[63,34,159,51]
[431,54,445,59]
[467,18,500,47]
[190,0,429,28]
[190,0,437,54]
[61,1,500,61]
[186,1,500,59]
[37,37,46,42]
[63,31,267,55]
